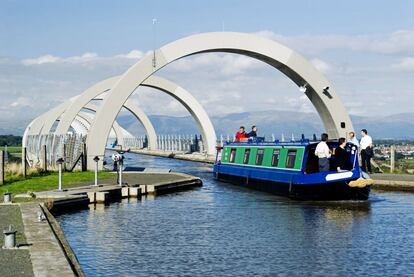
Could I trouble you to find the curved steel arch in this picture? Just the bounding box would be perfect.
[22,99,152,149]
[76,108,128,145]
[55,75,216,155]
[34,95,157,148]
[23,109,125,148]
[87,32,353,168]
[26,99,77,137]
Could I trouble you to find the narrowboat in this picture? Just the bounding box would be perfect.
[213,139,373,200]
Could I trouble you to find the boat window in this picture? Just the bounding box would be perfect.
[256,149,264,165]
[243,149,250,164]
[286,150,297,168]
[229,148,237,163]
[271,149,280,167]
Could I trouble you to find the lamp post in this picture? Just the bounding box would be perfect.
[118,152,124,186]
[56,158,64,191]
[93,156,100,187]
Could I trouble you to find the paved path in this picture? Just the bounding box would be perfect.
[371,173,414,191]
[0,204,33,277]
[130,149,215,163]
[372,173,414,182]
[20,203,74,277]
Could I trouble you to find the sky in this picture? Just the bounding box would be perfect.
[1,0,414,133]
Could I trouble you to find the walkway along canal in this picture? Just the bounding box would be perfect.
[54,152,414,276]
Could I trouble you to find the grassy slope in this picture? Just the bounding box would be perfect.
[0,171,115,195]
[0,146,22,152]
[0,205,34,277]
[0,146,22,162]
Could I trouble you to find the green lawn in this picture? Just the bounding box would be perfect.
[402,159,414,164]
[0,171,115,195]
[0,146,22,162]
[0,205,33,277]
[0,146,22,153]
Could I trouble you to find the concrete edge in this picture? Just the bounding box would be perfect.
[134,172,202,187]
[129,150,215,164]
[39,203,85,277]
[372,179,414,192]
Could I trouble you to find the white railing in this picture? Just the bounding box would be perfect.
[26,134,86,169]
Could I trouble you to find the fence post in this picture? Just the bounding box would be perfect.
[0,150,4,185]
[41,145,47,172]
[390,145,395,173]
[63,143,67,172]
[22,147,27,178]
[82,143,87,172]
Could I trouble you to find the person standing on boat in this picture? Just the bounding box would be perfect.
[247,126,257,139]
[315,133,331,172]
[235,126,247,142]
[347,131,359,147]
[360,129,373,173]
[335,138,350,171]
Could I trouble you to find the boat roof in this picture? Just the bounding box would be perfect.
[224,139,341,147]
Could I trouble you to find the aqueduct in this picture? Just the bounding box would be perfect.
[23,74,216,155]
[24,32,354,171]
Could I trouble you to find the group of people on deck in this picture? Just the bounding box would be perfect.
[234,125,373,174]
[235,126,257,142]
[315,129,373,173]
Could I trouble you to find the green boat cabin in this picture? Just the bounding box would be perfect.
[220,145,305,171]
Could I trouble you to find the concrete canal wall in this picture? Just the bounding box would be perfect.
[371,173,414,192]
[129,149,215,164]
[4,171,202,276]
[20,203,80,277]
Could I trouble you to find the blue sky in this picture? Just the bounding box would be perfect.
[2,0,414,57]
[0,0,413,134]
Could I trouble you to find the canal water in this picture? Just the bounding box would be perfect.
[55,153,414,276]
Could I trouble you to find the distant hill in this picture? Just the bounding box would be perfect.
[2,110,413,140]
[118,110,414,140]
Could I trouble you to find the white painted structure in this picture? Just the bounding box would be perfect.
[86,32,353,169]
[23,32,354,171]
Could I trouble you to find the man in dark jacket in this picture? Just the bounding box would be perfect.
[334,137,350,171]
[247,126,257,138]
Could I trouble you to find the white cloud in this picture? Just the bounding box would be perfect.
[391,57,414,71]
[22,54,61,65]
[116,50,143,59]
[21,52,98,65]
[256,30,414,55]
[2,29,414,135]
[168,53,265,76]
[310,58,331,74]
[10,96,32,107]
[21,50,143,66]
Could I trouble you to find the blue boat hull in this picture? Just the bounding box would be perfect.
[213,164,370,201]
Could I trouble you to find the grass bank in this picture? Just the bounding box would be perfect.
[0,171,115,195]
[0,146,22,162]
[0,205,33,277]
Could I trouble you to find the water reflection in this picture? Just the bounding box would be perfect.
[55,153,414,276]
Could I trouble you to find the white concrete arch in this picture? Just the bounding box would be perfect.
[72,116,90,135]
[87,32,353,168]
[22,100,142,149]
[54,76,119,135]
[76,109,128,145]
[34,92,157,149]
[81,104,133,146]
[55,75,216,156]
[26,98,77,137]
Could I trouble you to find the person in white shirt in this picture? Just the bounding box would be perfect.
[360,129,373,173]
[315,133,331,172]
[347,131,359,147]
